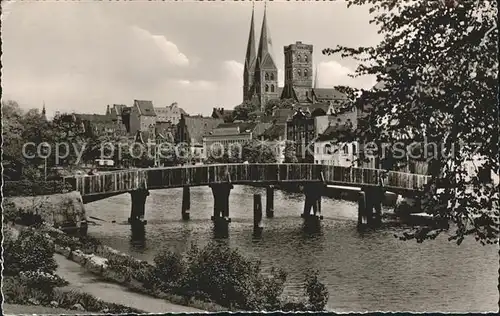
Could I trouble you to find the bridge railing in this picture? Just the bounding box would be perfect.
[64,163,431,197]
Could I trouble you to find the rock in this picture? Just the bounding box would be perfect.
[71,303,85,311]
[102,269,126,283]
[72,250,88,266]
[4,191,86,229]
[50,301,59,307]
[84,255,108,275]
[28,298,40,305]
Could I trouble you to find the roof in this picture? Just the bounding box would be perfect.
[134,100,156,117]
[113,104,127,115]
[213,122,257,134]
[260,124,286,140]
[212,108,234,121]
[317,124,354,142]
[183,116,224,143]
[311,88,347,101]
[74,114,114,123]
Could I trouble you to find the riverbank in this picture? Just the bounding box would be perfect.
[53,253,204,313]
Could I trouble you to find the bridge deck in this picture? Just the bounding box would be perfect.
[63,163,430,197]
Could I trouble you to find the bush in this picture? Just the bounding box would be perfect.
[3,180,74,197]
[20,270,69,293]
[165,242,287,310]
[305,270,329,311]
[3,228,57,275]
[3,276,142,313]
[153,250,186,289]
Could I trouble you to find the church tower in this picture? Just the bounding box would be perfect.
[253,4,279,110]
[282,41,313,103]
[243,4,257,102]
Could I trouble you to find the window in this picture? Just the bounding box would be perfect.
[343,144,349,155]
[271,84,275,92]
[265,73,269,80]
[265,84,269,92]
[297,54,301,62]
[306,91,308,97]
[298,69,302,77]
[305,54,308,62]
[352,143,357,155]
[324,144,332,155]
[304,69,308,77]
[270,73,275,80]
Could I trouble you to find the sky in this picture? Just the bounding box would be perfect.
[1,0,381,118]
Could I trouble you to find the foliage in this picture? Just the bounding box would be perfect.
[232,100,260,121]
[284,140,299,163]
[3,180,73,197]
[241,140,278,163]
[2,277,142,313]
[305,270,329,311]
[323,0,499,244]
[153,250,186,290]
[3,228,57,276]
[20,270,69,293]
[264,98,295,116]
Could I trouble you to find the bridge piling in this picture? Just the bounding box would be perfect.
[266,186,274,218]
[181,186,190,221]
[358,187,383,229]
[210,183,233,237]
[254,194,264,236]
[301,183,324,221]
[128,189,149,225]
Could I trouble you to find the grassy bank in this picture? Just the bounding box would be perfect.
[40,224,328,311]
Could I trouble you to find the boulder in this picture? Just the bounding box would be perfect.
[5,191,87,229]
[84,255,108,275]
[71,303,85,311]
[72,250,88,266]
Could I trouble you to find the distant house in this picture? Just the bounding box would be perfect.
[176,115,224,161]
[129,100,157,136]
[211,107,234,123]
[155,102,187,125]
[73,113,122,137]
[314,125,358,167]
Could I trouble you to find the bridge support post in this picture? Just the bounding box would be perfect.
[128,189,149,225]
[254,194,263,236]
[210,183,233,237]
[358,187,383,229]
[301,183,324,221]
[181,186,190,221]
[266,186,274,218]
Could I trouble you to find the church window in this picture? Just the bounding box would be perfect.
[265,73,269,80]
[265,84,269,92]
[297,54,301,62]
[271,85,275,92]
[270,73,275,80]
[306,91,309,97]
[298,69,302,77]
[304,54,308,62]
[304,69,308,77]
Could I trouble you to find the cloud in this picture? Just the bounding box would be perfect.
[173,79,217,91]
[131,26,189,67]
[223,60,244,80]
[317,61,376,89]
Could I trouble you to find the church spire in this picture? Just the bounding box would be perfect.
[244,3,256,70]
[257,1,275,65]
[42,101,47,120]
[243,3,257,101]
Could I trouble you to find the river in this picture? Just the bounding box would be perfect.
[85,185,498,312]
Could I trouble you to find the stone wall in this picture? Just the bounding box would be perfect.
[5,191,87,229]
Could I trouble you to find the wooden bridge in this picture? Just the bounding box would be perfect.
[64,163,429,198]
[63,163,430,234]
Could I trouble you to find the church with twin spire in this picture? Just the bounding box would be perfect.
[243,4,345,111]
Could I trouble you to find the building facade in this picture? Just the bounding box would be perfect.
[154,102,186,125]
[129,100,157,136]
[282,41,313,103]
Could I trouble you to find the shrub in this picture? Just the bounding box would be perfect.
[3,228,57,275]
[153,250,186,289]
[170,242,286,310]
[305,270,329,311]
[3,180,74,197]
[20,270,69,293]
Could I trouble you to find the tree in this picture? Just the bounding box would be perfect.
[242,140,277,163]
[323,0,498,244]
[264,98,295,116]
[284,141,299,163]
[2,101,27,180]
[232,100,260,121]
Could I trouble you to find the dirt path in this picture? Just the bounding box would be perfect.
[54,254,205,313]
